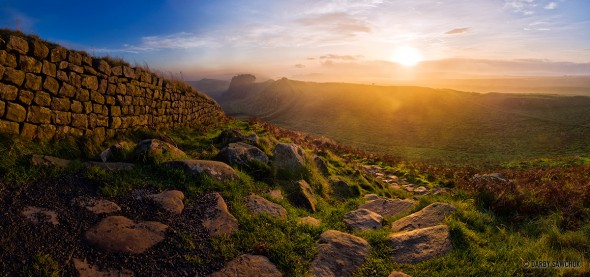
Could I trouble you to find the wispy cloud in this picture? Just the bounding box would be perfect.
[296,12,371,34]
[504,0,537,15]
[444,27,470,35]
[319,54,362,61]
[544,2,558,9]
[295,64,306,68]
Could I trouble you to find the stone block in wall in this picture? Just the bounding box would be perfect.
[110,106,121,116]
[55,125,70,138]
[88,113,98,128]
[52,110,71,125]
[83,65,97,76]
[97,115,108,127]
[110,116,122,128]
[111,66,122,76]
[50,46,67,62]
[71,113,87,128]
[98,79,107,94]
[37,124,56,140]
[0,100,4,117]
[76,89,90,102]
[90,90,105,104]
[56,70,68,82]
[70,101,83,113]
[93,59,111,75]
[42,60,57,77]
[31,40,49,59]
[117,83,127,95]
[3,68,25,86]
[18,89,33,105]
[33,91,51,106]
[107,83,116,95]
[124,96,132,105]
[27,106,51,124]
[106,96,115,105]
[0,64,4,80]
[92,103,103,114]
[82,75,98,90]
[93,127,106,143]
[58,61,68,70]
[0,50,17,68]
[70,127,84,137]
[69,64,84,74]
[0,119,19,134]
[106,129,116,139]
[69,72,82,88]
[0,83,18,100]
[20,123,37,140]
[83,101,92,114]
[6,36,28,54]
[123,66,135,79]
[24,73,42,90]
[51,97,70,111]
[81,53,92,66]
[68,51,82,66]
[19,55,42,73]
[5,102,26,122]
[43,76,59,94]
[58,83,76,97]
[108,76,118,83]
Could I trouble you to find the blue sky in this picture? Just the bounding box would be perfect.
[1,0,590,82]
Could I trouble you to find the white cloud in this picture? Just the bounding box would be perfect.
[544,2,558,9]
[504,0,538,15]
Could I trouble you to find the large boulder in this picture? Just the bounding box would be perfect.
[215,129,259,146]
[388,225,452,264]
[202,192,239,237]
[391,202,456,232]
[310,230,371,277]
[358,198,416,218]
[84,216,168,254]
[71,197,121,215]
[246,195,287,219]
[343,208,383,232]
[98,141,133,162]
[163,160,239,182]
[217,142,269,166]
[272,143,306,177]
[133,139,187,163]
[211,254,282,277]
[290,180,317,212]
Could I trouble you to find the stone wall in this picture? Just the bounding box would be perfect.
[0,32,224,142]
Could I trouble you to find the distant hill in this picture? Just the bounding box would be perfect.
[219,76,590,163]
[188,79,231,101]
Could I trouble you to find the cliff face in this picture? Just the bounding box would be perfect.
[0,31,224,142]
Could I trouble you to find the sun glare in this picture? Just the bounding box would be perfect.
[393,46,423,66]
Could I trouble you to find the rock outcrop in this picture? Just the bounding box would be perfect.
[133,139,187,163]
[359,198,416,218]
[146,190,185,215]
[163,160,239,182]
[272,143,306,176]
[310,230,371,277]
[246,195,287,219]
[290,179,317,212]
[343,208,383,231]
[202,192,239,237]
[217,142,269,166]
[391,202,456,232]
[388,225,452,264]
[211,254,283,277]
[84,216,168,254]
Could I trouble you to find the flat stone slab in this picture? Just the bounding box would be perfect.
[30,154,71,168]
[164,160,239,182]
[202,192,239,237]
[358,198,416,218]
[389,271,412,277]
[73,258,133,277]
[146,190,185,215]
[21,206,58,225]
[246,195,287,219]
[343,208,383,232]
[310,230,371,277]
[388,225,452,264]
[298,216,321,227]
[391,202,456,232]
[84,216,168,254]
[85,162,135,171]
[211,254,283,277]
[72,197,121,214]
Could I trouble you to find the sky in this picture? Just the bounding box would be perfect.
[1,0,590,83]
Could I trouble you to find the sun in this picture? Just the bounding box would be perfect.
[393,46,423,66]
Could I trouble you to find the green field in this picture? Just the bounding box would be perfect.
[219,79,590,164]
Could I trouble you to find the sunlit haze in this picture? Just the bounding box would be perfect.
[2,0,590,84]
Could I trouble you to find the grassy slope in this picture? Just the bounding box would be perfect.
[1,119,589,276]
[220,80,590,164]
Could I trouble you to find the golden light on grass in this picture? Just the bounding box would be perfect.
[393,46,423,66]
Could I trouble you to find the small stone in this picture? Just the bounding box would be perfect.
[267,189,284,201]
[246,195,287,219]
[72,197,121,214]
[84,216,168,254]
[21,206,58,225]
[364,194,380,201]
[298,216,321,227]
[388,225,452,264]
[146,190,185,215]
[343,208,383,231]
[211,254,283,277]
[202,192,239,237]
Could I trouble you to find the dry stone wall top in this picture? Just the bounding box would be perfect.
[0,32,224,142]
